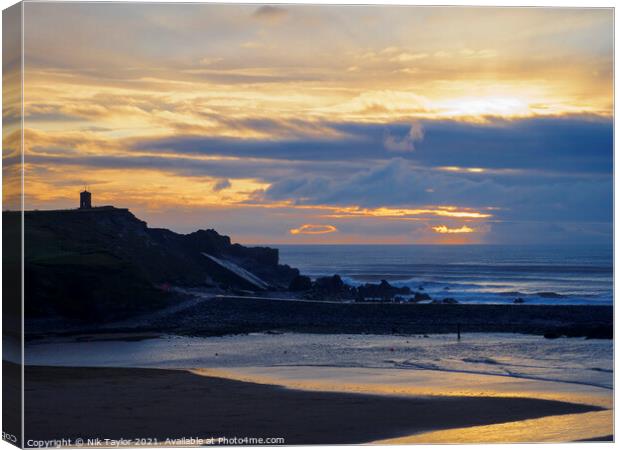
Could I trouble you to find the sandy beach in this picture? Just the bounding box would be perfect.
[22,364,609,445]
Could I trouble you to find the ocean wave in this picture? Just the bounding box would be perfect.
[393,359,612,390]
[341,276,612,305]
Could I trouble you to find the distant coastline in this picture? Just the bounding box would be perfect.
[10,207,612,341]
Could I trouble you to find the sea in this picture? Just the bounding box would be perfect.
[276,244,613,305]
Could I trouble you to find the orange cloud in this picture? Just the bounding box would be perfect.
[331,206,492,219]
[432,225,476,234]
[290,224,338,235]
[237,201,493,220]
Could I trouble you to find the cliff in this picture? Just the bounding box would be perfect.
[7,208,299,321]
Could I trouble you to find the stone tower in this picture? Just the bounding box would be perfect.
[80,190,92,209]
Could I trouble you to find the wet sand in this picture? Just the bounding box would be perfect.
[24,365,605,445]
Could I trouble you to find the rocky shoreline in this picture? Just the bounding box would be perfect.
[26,296,612,341]
[14,208,613,342]
[155,296,614,338]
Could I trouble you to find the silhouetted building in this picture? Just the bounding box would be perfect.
[80,190,92,209]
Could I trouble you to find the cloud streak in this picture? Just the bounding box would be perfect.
[289,224,338,235]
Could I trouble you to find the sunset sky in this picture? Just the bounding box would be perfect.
[5,4,613,244]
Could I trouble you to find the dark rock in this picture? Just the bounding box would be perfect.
[14,208,301,321]
[356,279,411,302]
[288,275,313,292]
[412,292,431,302]
[305,274,355,301]
[314,274,345,293]
[513,298,525,304]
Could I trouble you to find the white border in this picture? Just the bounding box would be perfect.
[0,2,615,450]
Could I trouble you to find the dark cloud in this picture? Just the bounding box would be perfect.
[132,115,612,174]
[26,112,85,122]
[25,152,367,182]
[261,157,612,223]
[412,116,613,174]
